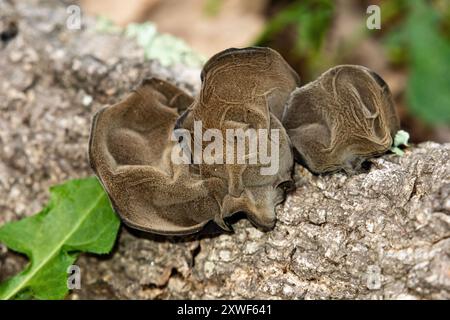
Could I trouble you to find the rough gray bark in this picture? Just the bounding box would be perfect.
[0,0,449,299]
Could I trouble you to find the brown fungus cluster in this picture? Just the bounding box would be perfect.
[89,47,400,235]
[282,65,400,174]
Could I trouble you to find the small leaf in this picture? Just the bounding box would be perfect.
[390,146,405,156]
[0,177,120,300]
[390,130,410,156]
[393,130,410,147]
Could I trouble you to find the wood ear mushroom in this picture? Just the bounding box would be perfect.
[176,47,299,230]
[89,49,400,236]
[282,65,399,174]
[89,78,227,235]
[89,48,299,234]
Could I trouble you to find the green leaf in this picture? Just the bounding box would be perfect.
[390,146,405,156]
[0,177,120,300]
[393,130,410,147]
[390,130,410,156]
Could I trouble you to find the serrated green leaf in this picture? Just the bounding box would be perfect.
[0,177,120,300]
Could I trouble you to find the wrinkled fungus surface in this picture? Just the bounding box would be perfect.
[283,65,399,174]
[89,48,400,235]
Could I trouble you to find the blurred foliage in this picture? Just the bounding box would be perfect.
[383,0,450,125]
[204,0,223,17]
[256,0,450,125]
[96,17,205,68]
[256,0,334,76]
[99,0,450,125]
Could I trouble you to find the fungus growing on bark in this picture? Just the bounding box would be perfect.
[175,47,299,230]
[89,78,227,235]
[89,48,297,234]
[89,50,400,236]
[282,65,400,174]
